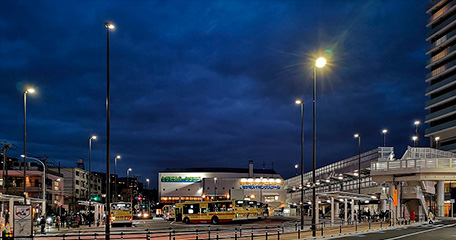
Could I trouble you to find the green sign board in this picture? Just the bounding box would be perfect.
[161,176,201,182]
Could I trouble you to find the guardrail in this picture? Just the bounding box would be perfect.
[29,219,419,240]
[371,158,456,172]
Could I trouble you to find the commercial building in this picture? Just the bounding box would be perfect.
[158,161,285,208]
[425,0,456,152]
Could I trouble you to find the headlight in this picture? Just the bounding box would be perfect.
[143,213,149,218]
[46,217,52,223]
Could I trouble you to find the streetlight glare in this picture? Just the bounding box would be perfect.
[295,100,302,104]
[354,133,360,138]
[412,136,418,141]
[315,57,327,68]
[435,136,440,141]
[146,179,150,182]
[128,168,132,171]
[414,120,420,126]
[295,164,298,169]
[116,155,121,159]
[91,135,97,140]
[105,22,115,29]
[26,88,35,94]
[382,129,388,134]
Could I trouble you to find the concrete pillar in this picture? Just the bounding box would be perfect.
[316,196,319,225]
[330,197,334,226]
[397,183,401,219]
[335,200,340,217]
[437,180,445,217]
[8,198,13,224]
[351,199,354,222]
[389,183,395,225]
[380,199,387,212]
[344,199,348,224]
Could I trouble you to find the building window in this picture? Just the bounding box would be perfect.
[75,171,79,176]
[76,180,79,185]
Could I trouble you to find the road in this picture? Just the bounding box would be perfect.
[333,219,456,240]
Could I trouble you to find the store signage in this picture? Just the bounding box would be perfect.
[161,176,201,182]
[392,189,398,206]
[240,178,283,190]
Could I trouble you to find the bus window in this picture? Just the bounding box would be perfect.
[235,200,244,207]
[183,204,200,214]
[201,207,207,214]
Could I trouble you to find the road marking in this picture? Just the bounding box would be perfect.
[384,223,456,240]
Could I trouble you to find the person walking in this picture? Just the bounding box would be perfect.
[40,216,46,234]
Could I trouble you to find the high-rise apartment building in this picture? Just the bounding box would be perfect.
[425,0,456,152]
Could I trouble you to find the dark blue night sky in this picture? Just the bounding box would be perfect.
[0,1,429,187]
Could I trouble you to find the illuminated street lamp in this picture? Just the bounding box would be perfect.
[312,57,326,237]
[146,178,150,189]
[294,164,298,176]
[414,120,420,146]
[23,87,35,204]
[295,99,304,229]
[114,155,121,201]
[104,21,115,240]
[354,133,361,223]
[88,135,97,227]
[435,136,440,149]
[412,136,418,147]
[382,129,388,147]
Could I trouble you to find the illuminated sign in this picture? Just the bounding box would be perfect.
[239,178,283,190]
[161,176,201,182]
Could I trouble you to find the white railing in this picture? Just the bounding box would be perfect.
[371,158,456,171]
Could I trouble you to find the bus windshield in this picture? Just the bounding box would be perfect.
[112,203,131,211]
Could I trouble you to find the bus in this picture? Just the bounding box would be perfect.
[162,205,176,221]
[111,202,133,226]
[178,200,265,224]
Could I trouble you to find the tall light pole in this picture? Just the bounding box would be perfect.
[382,129,387,147]
[435,136,440,149]
[88,135,96,227]
[114,155,121,201]
[414,120,420,146]
[23,88,35,204]
[295,99,304,229]
[354,133,361,223]
[104,21,115,240]
[294,164,298,176]
[412,136,418,147]
[146,178,150,189]
[127,168,132,202]
[214,177,217,199]
[312,57,326,236]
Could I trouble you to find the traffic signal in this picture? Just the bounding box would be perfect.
[92,196,100,201]
[138,196,142,201]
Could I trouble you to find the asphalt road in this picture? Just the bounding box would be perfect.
[334,219,456,240]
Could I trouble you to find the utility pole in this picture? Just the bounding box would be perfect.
[1,143,12,192]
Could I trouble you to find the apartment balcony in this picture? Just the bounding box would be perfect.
[427,14,456,41]
[425,88,456,109]
[428,1,456,27]
[426,45,456,68]
[425,119,456,136]
[426,74,456,95]
[427,28,456,54]
[426,58,456,82]
[428,0,448,14]
[425,104,456,123]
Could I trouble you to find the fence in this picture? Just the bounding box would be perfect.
[30,219,420,240]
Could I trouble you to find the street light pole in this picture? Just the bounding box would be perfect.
[295,99,304,230]
[435,136,440,149]
[88,135,96,227]
[382,129,387,147]
[412,136,418,147]
[104,21,114,240]
[23,88,35,204]
[114,155,121,201]
[146,179,150,189]
[23,156,46,216]
[414,120,420,146]
[127,168,132,202]
[312,57,326,237]
[354,133,361,223]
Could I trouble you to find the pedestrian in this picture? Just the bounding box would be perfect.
[40,216,46,234]
[56,216,60,230]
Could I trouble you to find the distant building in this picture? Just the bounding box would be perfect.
[425,0,456,152]
[158,161,285,209]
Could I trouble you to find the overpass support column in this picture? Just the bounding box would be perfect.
[330,197,334,226]
[344,199,348,224]
[437,180,445,217]
[380,199,387,212]
[335,199,340,217]
[389,183,396,225]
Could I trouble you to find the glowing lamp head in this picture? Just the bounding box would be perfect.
[127,168,132,172]
[315,57,327,68]
[105,22,115,29]
[412,136,418,141]
[26,88,35,94]
[414,120,420,126]
[354,133,360,138]
[435,136,440,141]
[295,100,302,104]
[91,135,97,140]
[295,164,298,169]
[116,155,121,159]
[146,178,150,182]
[382,129,388,134]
